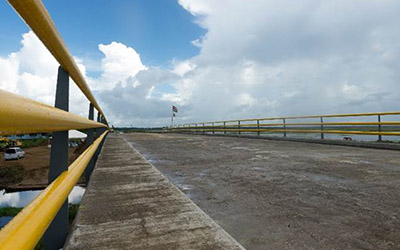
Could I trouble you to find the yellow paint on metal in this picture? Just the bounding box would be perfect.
[0,89,106,135]
[173,128,400,136]
[173,121,400,129]
[7,0,106,122]
[0,131,108,250]
[184,111,400,125]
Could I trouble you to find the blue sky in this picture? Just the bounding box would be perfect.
[0,0,204,69]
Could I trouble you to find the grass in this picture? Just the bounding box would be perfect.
[0,206,23,217]
[0,203,80,223]
[0,164,24,187]
[20,138,48,148]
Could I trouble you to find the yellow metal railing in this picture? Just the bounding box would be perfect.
[0,131,107,250]
[0,0,110,249]
[0,90,106,135]
[169,111,400,140]
[7,0,107,124]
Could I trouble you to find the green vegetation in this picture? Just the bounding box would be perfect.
[0,203,80,223]
[0,206,23,217]
[68,203,80,224]
[0,165,24,187]
[20,138,48,148]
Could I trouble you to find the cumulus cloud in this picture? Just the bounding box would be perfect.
[2,1,400,127]
[169,0,400,122]
[0,32,149,124]
[0,31,97,118]
[95,42,147,90]
[0,31,58,104]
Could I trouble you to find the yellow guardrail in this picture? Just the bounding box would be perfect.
[7,0,107,123]
[0,90,106,135]
[181,121,400,128]
[0,131,107,250]
[181,111,400,125]
[169,111,400,140]
[0,1,111,248]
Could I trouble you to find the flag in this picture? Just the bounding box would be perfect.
[172,105,178,113]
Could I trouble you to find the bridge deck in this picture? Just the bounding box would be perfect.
[123,133,400,250]
[64,134,244,249]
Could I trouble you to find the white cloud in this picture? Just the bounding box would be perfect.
[342,83,365,100]
[0,31,58,106]
[178,0,211,17]
[0,33,149,124]
[237,93,256,107]
[172,60,196,77]
[2,0,400,127]
[0,56,19,93]
[96,42,147,89]
[168,0,400,121]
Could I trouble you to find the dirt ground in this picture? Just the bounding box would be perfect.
[0,146,80,191]
[124,133,400,250]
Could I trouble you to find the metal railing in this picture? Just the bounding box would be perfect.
[0,0,109,249]
[8,0,107,123]
[0,132,107,250]
[168,112,400,141]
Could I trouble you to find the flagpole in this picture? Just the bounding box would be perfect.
[171,108,173,127]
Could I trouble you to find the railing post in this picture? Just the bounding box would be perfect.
[45,66,69,250]
[238,121,241,135]
[195,123,198,134]
[203,123,205,134]
[90,113,107,178]
[212,122,215,134]
[224,122,226,135]
[257,120,260,136]
[378,115,382,142]
[96,112,102,138]
[85,104,95,183]
[320,117,324,139]
[283,118,287,138]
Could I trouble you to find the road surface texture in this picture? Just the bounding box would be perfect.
[123,132,400,250]
[65,134,244,250]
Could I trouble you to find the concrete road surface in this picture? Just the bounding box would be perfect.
[124,133,400,250]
